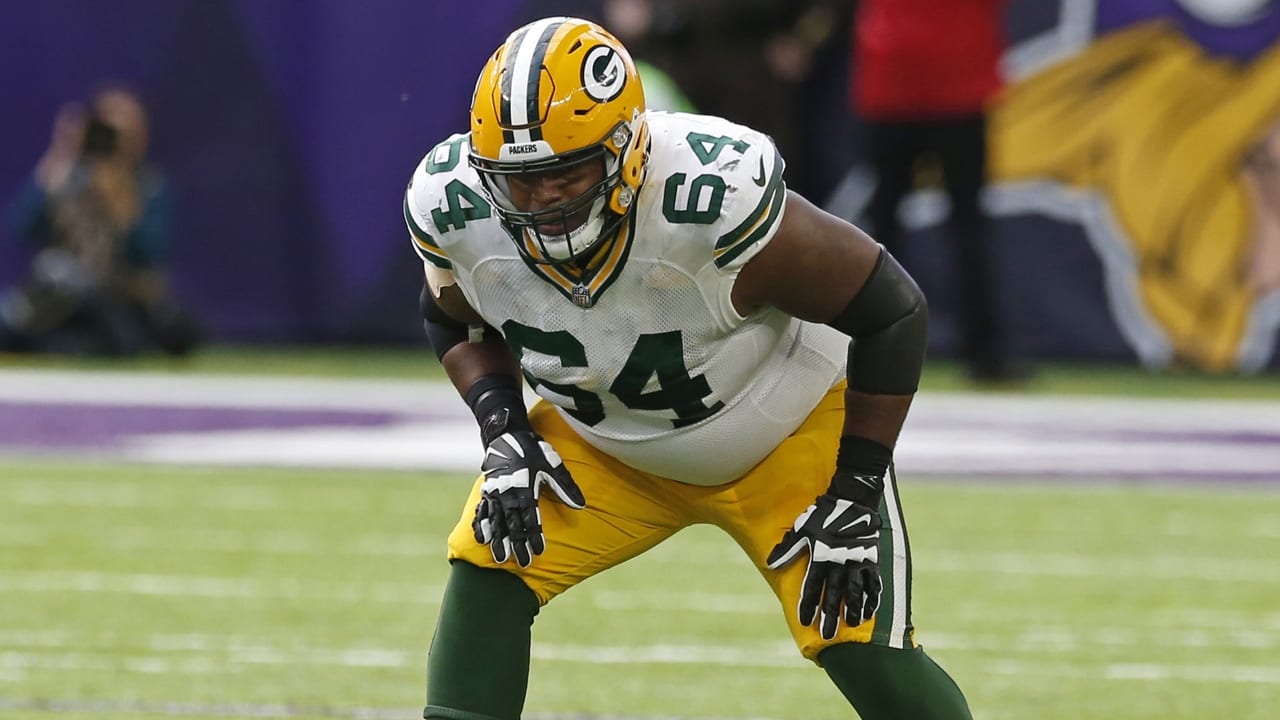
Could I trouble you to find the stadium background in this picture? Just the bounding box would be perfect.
[3,0,1278,371]
[2,2,1280,719]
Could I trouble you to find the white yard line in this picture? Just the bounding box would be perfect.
[123,422,482,472]
[0,571,442,604]
[919,552,1280,584]
[2,624,1275,657]
[2,537,1277,604]
[0,643,1276,682]
[0,524,436,556]
[0,698,745,720]
[2,368,1278,478]
[0,369,462,413]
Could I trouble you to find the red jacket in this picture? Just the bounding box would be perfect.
[852,0,1006,120]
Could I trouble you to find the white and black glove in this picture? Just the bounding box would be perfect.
[766,436,890,640]
[472,430,585,567]
[464,375,586,568]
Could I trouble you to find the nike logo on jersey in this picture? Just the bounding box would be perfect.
[752,157,766,187]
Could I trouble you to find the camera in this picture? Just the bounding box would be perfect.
[80,115,118,158]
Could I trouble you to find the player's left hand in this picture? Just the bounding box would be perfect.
[471,430,585,568]
[766,490,882,640]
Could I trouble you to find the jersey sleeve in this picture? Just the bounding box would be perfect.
[403,159,452,271]
[709,131,787,273]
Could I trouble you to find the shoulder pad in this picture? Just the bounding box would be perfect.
[403,133,483,270]
[648,114,787,272]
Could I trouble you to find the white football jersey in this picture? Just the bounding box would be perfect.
[405,112,847,485]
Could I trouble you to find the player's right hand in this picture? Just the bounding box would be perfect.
[766,491,882,640]
[471,430,585,567]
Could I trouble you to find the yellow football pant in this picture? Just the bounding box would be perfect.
[446,383,917,661]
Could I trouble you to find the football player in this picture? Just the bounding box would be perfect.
[404,17,972,720]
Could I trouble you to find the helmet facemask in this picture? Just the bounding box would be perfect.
[472,131,631,266]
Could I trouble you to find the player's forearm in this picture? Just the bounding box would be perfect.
[441,338,522,399]
[842,390,913,450]
[827,248,927,449]
[824,247,927,472]
[420,280,521,397]
[445,338,531,448]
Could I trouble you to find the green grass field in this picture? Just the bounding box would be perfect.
[3,458,1278,720]
[3,349,1279,718]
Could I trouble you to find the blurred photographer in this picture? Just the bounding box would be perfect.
[1,85,198,356]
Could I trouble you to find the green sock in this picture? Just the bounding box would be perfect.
[819,642,973,720]
[424,561,540,720]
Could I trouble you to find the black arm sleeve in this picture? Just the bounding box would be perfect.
[419,283,501,361]
[823,249,929,395]
[420,284,527,445]
[420,283,470,361]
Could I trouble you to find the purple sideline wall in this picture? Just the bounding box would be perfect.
[1,1,1277,370]
[0,0,526,343]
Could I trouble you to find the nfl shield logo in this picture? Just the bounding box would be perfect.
[572,284,593,308]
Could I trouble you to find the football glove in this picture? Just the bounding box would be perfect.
[767,486,882,640]
[471,430,585,568]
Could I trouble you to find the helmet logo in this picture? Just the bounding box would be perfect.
[582,45,626,103]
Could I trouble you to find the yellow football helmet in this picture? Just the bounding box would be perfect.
[469,17,649,265]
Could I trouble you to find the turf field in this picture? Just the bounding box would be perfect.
[1,349,1278,719]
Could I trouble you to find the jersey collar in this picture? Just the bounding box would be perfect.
[517,210,637,308]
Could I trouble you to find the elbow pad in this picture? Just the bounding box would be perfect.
[824,249,928,395]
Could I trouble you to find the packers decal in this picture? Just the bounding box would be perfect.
[582,45,626,103]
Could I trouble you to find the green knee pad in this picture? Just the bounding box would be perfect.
[424,561,540,720]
